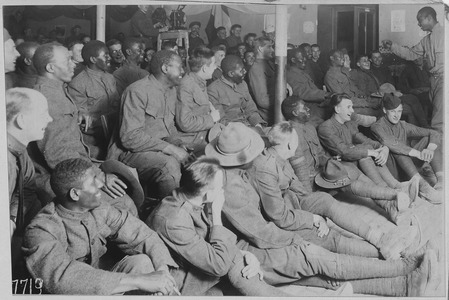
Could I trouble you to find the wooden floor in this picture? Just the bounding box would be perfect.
[325,191,445,296]
[103,190,446,297]
[276,191,445,296]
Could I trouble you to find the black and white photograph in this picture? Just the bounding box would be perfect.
[1,0,447,298]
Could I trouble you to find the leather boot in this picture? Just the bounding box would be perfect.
[406,250,438,296]
[396,191,411,212]
[418,177,442,204]
[396,175,420,204]
[382,200,400,224]
[419,163,437,186]
[433,172,443,191]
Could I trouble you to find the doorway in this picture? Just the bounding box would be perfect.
[317,4,378,67]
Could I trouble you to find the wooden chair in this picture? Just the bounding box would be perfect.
[157,30,189,54]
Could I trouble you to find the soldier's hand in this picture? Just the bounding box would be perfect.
[102,173,127,198]
[241,251,264,280]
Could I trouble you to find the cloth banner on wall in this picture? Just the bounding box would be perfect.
[205,5,232,45]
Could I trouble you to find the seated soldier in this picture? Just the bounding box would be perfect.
[317,94,421,221]
[209,26,228,49]
[371,94,442,203]
[305,44,325,89]
[397,57,431,98]
[176,47,220,149]
[68,40,121,160]
[369,50,395,86]
[15,41,39,89]
[204,122,437,297]
[4,28,20,89]
[235,43,247,59]
[324,49,381,117]
[243,50,255,72]
[310,44,328,88]
[350,54,381,96]
[188,21,205,53]
[161,40,179,53]
[22,158,178,295]
[141,47,156,73]
[341,48,352,71]
[397,58,432,119]
[297,43,318,87]
[148,157,290,296]
[252,122,417,259]
[244,32,256,51]
[110,50,190,200]
[248,37,276,124]
[281,96,419,223]
[113,38,149,96]
[286,48,375,128]
[67,41,85,78]
[207,45,226,85]
[351,54,428,128]
[225,24,243,49]
[208,55,266,130]
[32,42,137,214]
[7,88,52,238]
[177,46,188,71]
[286,47,332,126]
[106,39,125,73]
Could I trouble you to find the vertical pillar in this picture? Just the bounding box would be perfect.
[96,5,106,42]
[274,5,288,124]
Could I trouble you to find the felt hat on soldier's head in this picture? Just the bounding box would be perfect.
[189,21,201,28]
[205,122,265,167]
[315,159,354,189]
[382,93,402,110]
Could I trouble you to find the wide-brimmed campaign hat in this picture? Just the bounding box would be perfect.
[100,160,145,209]
[379,83,402,97]
[315,159,354,189]
[205,122,265,166]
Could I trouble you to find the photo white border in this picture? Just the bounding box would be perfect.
[0,0,447,299]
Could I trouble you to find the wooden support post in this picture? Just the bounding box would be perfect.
[96,5,106,42]
[274,4,288,124]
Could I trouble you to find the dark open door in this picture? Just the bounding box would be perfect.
[318,4,378,67]
[355,6,377,59]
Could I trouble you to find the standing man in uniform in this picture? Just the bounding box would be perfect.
[382,6,443,133]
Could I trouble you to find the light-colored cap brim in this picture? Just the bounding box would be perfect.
[205,129,265,166]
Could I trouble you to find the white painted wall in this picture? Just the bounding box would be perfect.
[286,4,318,45]
[378,3,444,47]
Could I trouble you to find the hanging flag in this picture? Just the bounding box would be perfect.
[205,5,232,45]
[214,5,232,31]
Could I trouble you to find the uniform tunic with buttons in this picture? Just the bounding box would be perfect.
[208,76,265,127]
[33,76,92,170]
[8,134,40,220]
[68,67,121,159]
[176,72,215,145]
[23,200,177,295]
[318,116,381,161]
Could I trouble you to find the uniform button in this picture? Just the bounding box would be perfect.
[91,239,95,245]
